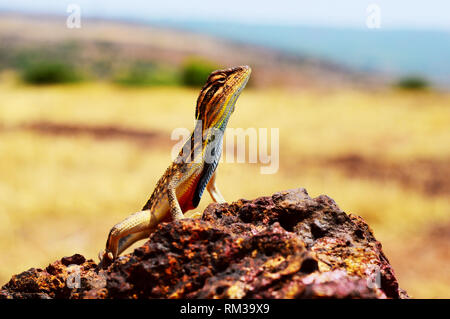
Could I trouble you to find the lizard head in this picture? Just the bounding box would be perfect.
[195,65,251,131]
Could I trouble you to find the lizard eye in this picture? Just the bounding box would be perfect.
[208,73,226,83]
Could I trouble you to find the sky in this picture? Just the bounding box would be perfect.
[1,0,450,31]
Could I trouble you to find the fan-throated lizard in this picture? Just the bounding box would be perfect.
[99,65,251,262]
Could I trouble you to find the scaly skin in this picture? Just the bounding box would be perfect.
[99,65,251,262]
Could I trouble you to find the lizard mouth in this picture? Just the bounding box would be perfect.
[233,65,252,85]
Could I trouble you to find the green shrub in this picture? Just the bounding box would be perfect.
[395,76,430,90]
[181,58,218,87]
[21,61,82,84]
[115,64,180,87]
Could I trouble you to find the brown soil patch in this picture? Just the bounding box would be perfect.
[326,154,450,196]
[13,121,171,147]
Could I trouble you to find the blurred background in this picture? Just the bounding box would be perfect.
[0,1,449,298]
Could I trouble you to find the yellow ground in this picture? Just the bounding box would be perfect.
[0,80,449,298]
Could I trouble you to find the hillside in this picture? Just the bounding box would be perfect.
[0,13,381,89]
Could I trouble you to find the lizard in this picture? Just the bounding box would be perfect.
[99,65,251,262]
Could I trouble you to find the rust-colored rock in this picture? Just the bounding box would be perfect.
[0,188,408,299]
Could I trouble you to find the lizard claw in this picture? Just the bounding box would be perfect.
[97,249,114,269]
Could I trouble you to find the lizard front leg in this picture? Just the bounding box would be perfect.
[167,179,185,220]
[166,169,197,220]
[206,171,226,203]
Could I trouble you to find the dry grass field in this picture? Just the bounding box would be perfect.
[0,77,449,298]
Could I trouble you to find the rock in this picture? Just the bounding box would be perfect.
[0,188,408,299]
